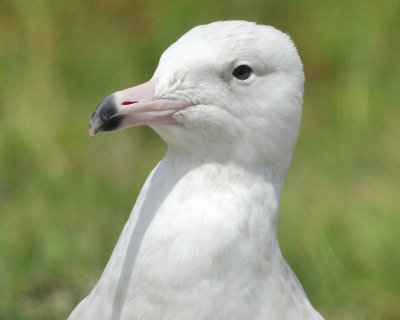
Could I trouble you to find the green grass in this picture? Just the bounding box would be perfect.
[1,0,399,319]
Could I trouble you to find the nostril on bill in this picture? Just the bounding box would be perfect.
[122,101,138,106]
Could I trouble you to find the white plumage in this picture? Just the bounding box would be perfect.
[69,20,324,320]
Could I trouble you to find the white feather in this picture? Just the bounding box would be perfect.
[69,20,324,320]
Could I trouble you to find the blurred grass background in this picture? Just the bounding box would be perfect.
[1,0,399,319]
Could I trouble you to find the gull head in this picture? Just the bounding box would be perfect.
[89,21,304,167]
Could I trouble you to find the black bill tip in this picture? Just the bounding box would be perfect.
[89,93,123,136]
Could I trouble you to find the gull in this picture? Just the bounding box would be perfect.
[69,20,324,320]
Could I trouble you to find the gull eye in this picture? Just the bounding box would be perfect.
[232,65,253,80]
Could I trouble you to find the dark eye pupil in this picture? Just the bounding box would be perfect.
[233,65,252,80]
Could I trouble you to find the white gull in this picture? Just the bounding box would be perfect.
[69,20,324,320]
